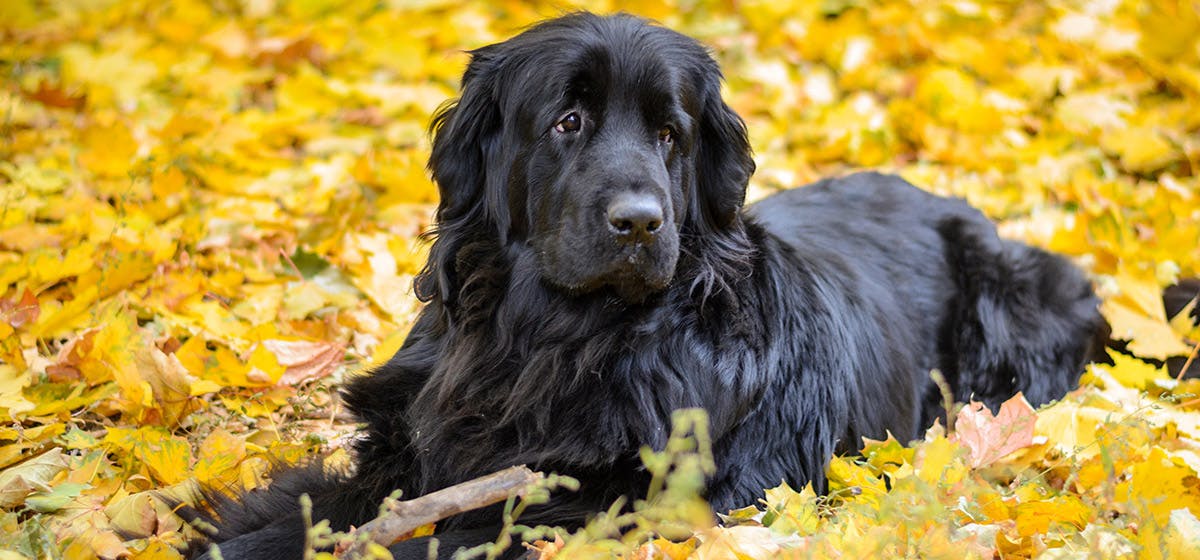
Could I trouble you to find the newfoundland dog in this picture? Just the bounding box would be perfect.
[191,12,1104,559]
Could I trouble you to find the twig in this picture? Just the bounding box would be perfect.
[336,466,543,559]
[1174,339,1199,381]
[930,368,956,432]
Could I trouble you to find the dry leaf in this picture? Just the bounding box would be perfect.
[952,394,1037,468]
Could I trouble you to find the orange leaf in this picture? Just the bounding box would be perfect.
[952,394,1037,468]
[262,339,345,386]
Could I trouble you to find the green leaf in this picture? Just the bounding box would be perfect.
[25,482,89,513]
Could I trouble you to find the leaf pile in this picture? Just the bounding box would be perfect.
[1,0,1198,558]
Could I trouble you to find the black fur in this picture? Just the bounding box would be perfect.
[187,13,1104,559]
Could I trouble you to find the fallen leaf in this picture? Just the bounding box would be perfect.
[1103,270,1194,360]
[694,525,781,560]
[952,394,1037,468]
[261,338,345,386]
[0,448,67,508]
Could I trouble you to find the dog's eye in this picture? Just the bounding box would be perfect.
[555,113,581,133]
[658,126,674,144]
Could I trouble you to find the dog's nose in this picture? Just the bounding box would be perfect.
[607,193,663,242]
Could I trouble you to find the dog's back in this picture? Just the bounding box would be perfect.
[750,172,1103,426]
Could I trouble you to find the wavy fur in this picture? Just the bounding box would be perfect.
[186,13,1104,560]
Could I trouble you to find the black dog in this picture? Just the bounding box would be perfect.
[190,12,1104,559]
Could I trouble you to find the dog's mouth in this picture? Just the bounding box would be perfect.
[608,276,669,304]
[596,243,676,301]
[535,211,681,303]
[607,253,672,300]
[543,245,676,303]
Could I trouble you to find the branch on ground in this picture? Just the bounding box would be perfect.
[335,465,543,559]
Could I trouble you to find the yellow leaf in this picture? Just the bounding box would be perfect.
[194,428,246,485]
[639,538,696,560]
[1163,508,1200,558]
[224,385,293,417]
[77,250,157,300]
[1014,495,1091,537]
[1100,127,1178,174]
[0,0,38,27]
[105,491,159,539]
[0,364,34,418]
[128,427,193,486]
[277,281,322,320]
[1138,0,1200,61]
[914,435,967,487]
[1102,270,1193,359]
[76,307,193,424]
[1034,396,1108,459]
[244,342,286,385]
[370,328,409,366]
[78,308,138,388]
[976,487,1011,522]
[1114,269,1172,321]
[60,43,159,108]
[26,242,96,288]
[62,532,128,560]
[76,121,140,178]
[181,299,250,343]
[826,456,887,507]
[231,283,284,325]
[128,539,184,560]
[189,379,223,396]
[1116,447,1200,527]
[762,480,819,535]
[132,337,197,426]
[30,284,99,339]
[1100,350,1169,388]
[0,424,66,469]
[694,525,781,560]
[341,232,422,321]
[1170,296,1199,338]
[860,432,915,476]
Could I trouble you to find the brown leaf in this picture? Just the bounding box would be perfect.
[523,534,565,560]
[26,79,87,110]
[1,288,40,328]
[262,339,345,386]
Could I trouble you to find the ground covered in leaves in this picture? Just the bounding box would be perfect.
[2,0,1199,558]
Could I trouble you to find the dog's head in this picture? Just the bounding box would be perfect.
[418,13,754,307]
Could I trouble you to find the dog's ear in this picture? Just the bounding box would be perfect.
[681,63,757,306]
[417,46,506,305]
[691,70,754,231]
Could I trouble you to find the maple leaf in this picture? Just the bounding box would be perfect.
[760,481,820,536]
[826,456,888,508]
[261,339,345,386]
[1102,269,1194,360]
[1013,495,1091,537]
[0,449,67,509]
[693,525,781,560]
[1116,447,1200,528]
[952,394,1037,468]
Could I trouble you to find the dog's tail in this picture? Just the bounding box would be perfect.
[938,217,1106,413]
[941,215,1200,413]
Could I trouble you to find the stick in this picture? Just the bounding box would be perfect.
[337,465,543,558]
